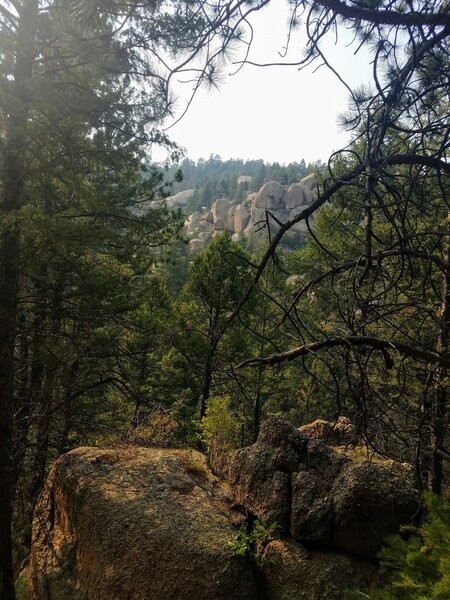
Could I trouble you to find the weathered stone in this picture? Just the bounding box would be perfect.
[211,198,232,223]
[250,206,268,227]
[185,211,201,235]
[284,183,305,209]
[262,539,378,600]
[226,205,237,232]
[237,175,252,185]
[241,195,252,210]
[197,231,212,242]
[228,415,419,559]
[300,173,317,191]
[198,219,214,231]
[269,209,290,229]
[189,238,206,251]
[254,181,285,210]
[290,444,344,545]
[166,189,195,208]
[228,416,308,531]
[182,174,320,247]
[331,462,419,558]
[234,205,249,233]
[299,416,358,447]
[30,447,257,600]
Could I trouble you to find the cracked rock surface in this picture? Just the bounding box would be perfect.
[227,415,419,559]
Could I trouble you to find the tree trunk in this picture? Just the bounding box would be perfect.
[10,328,31,499]
[27,278,64,514]
[11,306,46,498]
[57,360,80,456]
[0,1,37,596]
[200,357,213,419]
[431,212,450,494]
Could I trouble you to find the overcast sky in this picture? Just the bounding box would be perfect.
[153,1,372,165]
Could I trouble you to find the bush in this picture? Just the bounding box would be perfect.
[228,517,278,566]
[200,396,241,462]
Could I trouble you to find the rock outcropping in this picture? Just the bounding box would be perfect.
[227,416,419,559]
[299,416,358,447]
[166,189,196,209]
[30,416,419,599]
[186,175,317,249]
[30,448,257,600]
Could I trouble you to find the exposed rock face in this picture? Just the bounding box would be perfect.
[228,416,419,559]
[284,183,306,210]
[186,175,317,249]
[31,418,416,598]
[254,181,285,210]
[234,204,249,233]
[185,210,201,235]
[166,189,195,208]
[262,539,377,600]
[30,447,257,600]
[211,198,232,224]
[299,416,358,447]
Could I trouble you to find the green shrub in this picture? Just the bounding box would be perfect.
[200,396,241,458]
[125,409,178,448]
[228,517,278,566]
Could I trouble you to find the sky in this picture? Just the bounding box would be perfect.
[153,1,372,166]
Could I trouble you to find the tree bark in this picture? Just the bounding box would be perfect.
[27,277,63,515]
[200,357,213,419]
[0,1,37,595]
[431,213,450,493]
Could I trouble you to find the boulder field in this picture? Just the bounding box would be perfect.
[185,174,317,250]
[30,417,419,599]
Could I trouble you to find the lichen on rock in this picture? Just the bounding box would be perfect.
[30,447,257,600]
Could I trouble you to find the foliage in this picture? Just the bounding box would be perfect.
[228,517,278,566]
[1,0,449,596]
[200,396,241,456]
[123,408,179,449]
[366,494,450,600]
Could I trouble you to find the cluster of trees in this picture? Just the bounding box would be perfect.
[1,0,449,598]
[0,0,244,596]
[239,0,450,498]
[164,155,323,209]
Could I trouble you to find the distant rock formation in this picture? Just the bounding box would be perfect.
[186,174,317,250]
[166,189,195,209]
